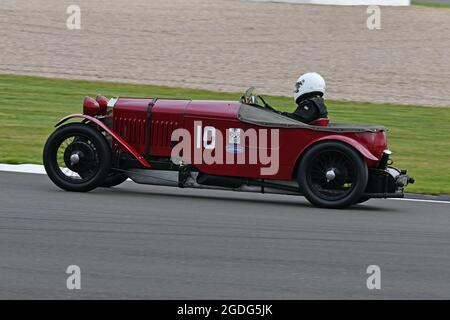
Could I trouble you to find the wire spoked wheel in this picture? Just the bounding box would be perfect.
[43,123,111,192]
[298,142,368,208]
[308,150,356,201]
[55,136,100,183]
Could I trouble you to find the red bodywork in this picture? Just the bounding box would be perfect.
[57,97,387,181]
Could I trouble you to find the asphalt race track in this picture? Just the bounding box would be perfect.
[0,171,449,299]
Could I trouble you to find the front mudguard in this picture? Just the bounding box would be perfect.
[310,135,380,166]
[55,114,151,169]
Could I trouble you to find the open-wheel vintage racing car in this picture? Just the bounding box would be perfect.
[43,88,414,208]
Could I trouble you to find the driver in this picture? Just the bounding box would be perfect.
[281,72,328,124]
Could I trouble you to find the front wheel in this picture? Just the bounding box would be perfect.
[298,141,368,209]
[43,123,112,192]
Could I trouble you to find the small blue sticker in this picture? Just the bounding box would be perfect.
[226,144,243,154]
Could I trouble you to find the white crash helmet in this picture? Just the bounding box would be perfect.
[294,72,326,102]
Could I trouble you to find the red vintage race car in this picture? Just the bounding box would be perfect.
[43,88,414,208]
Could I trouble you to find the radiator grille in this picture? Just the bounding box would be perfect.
[151,120,179,147]
[113,117,146,145]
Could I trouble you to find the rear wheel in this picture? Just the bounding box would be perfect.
[43,123,111,192]
[298,141,368,208]
[354,195,371,205]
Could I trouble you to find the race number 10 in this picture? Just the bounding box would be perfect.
[196,125,216,150]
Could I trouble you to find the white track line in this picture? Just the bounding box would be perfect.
[388,198,450,205]
[0,164,46,174]
[1,164,449,204]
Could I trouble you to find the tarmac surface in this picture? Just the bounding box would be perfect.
[1,171,449,299]
[0,0,449,106]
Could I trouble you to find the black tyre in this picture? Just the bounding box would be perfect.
[298,141,368,209]
[354,195,371,205]
[43,123,111,192]
[100,172,128,188]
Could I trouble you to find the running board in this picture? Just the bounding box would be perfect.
[122,169,302,196]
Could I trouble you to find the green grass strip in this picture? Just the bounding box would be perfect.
[1,74,449,195]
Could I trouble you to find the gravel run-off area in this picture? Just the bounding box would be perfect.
[0,0,449,106]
